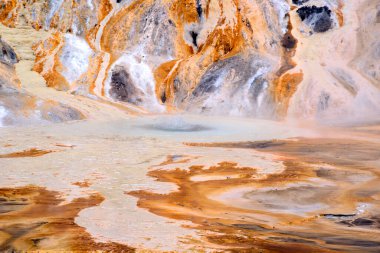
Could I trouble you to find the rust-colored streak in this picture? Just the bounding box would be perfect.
[0,186,134,252]
[159,0,248,106]
[154,59,178,103]
[86,54,104,94]
[129,162,335,252]
[0,0,18,27]
[199,0,244,62]
[33,32,69,91]
[273,72,304,116]
[167,0,203,57]
[335,1,345,27]
[0,148,54,158]
[130,138,380,251]
[86,0,113,49]
[100,0,150,56]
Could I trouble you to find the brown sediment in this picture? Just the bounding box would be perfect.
[72,180,92,188]
[0,186,134,252]
[130,138,380,252]
[0,148,54,158]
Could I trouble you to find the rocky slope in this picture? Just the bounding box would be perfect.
[0,36,84,126]
[0,0,379,122]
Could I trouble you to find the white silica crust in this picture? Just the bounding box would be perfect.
[0,105,8,127]
[60,34,93,85]
[270,0,291,34]
[105,54,164,112]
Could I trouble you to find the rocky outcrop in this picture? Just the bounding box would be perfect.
[1,0,379,123]
[287,0,380,123]
[352,0,380,86]
[297,5,333,33]
[0,37,18,65]
[0,38,84,127]
[0,38,19,89]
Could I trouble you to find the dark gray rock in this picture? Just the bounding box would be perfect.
[297,6,333,33]
[0,38,18,66]
[109,65,144,105]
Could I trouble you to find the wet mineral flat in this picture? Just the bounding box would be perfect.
[1,115,379,252]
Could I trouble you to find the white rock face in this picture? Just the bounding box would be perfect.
[270,0,291,33]
[1,0,379,124]
[287,0,380,124]
[181,55,275,118]
[60,34,93,86]
[106,54,164,112]
[45,0,64,28]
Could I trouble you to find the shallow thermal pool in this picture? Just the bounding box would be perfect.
[1,114,380,252]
